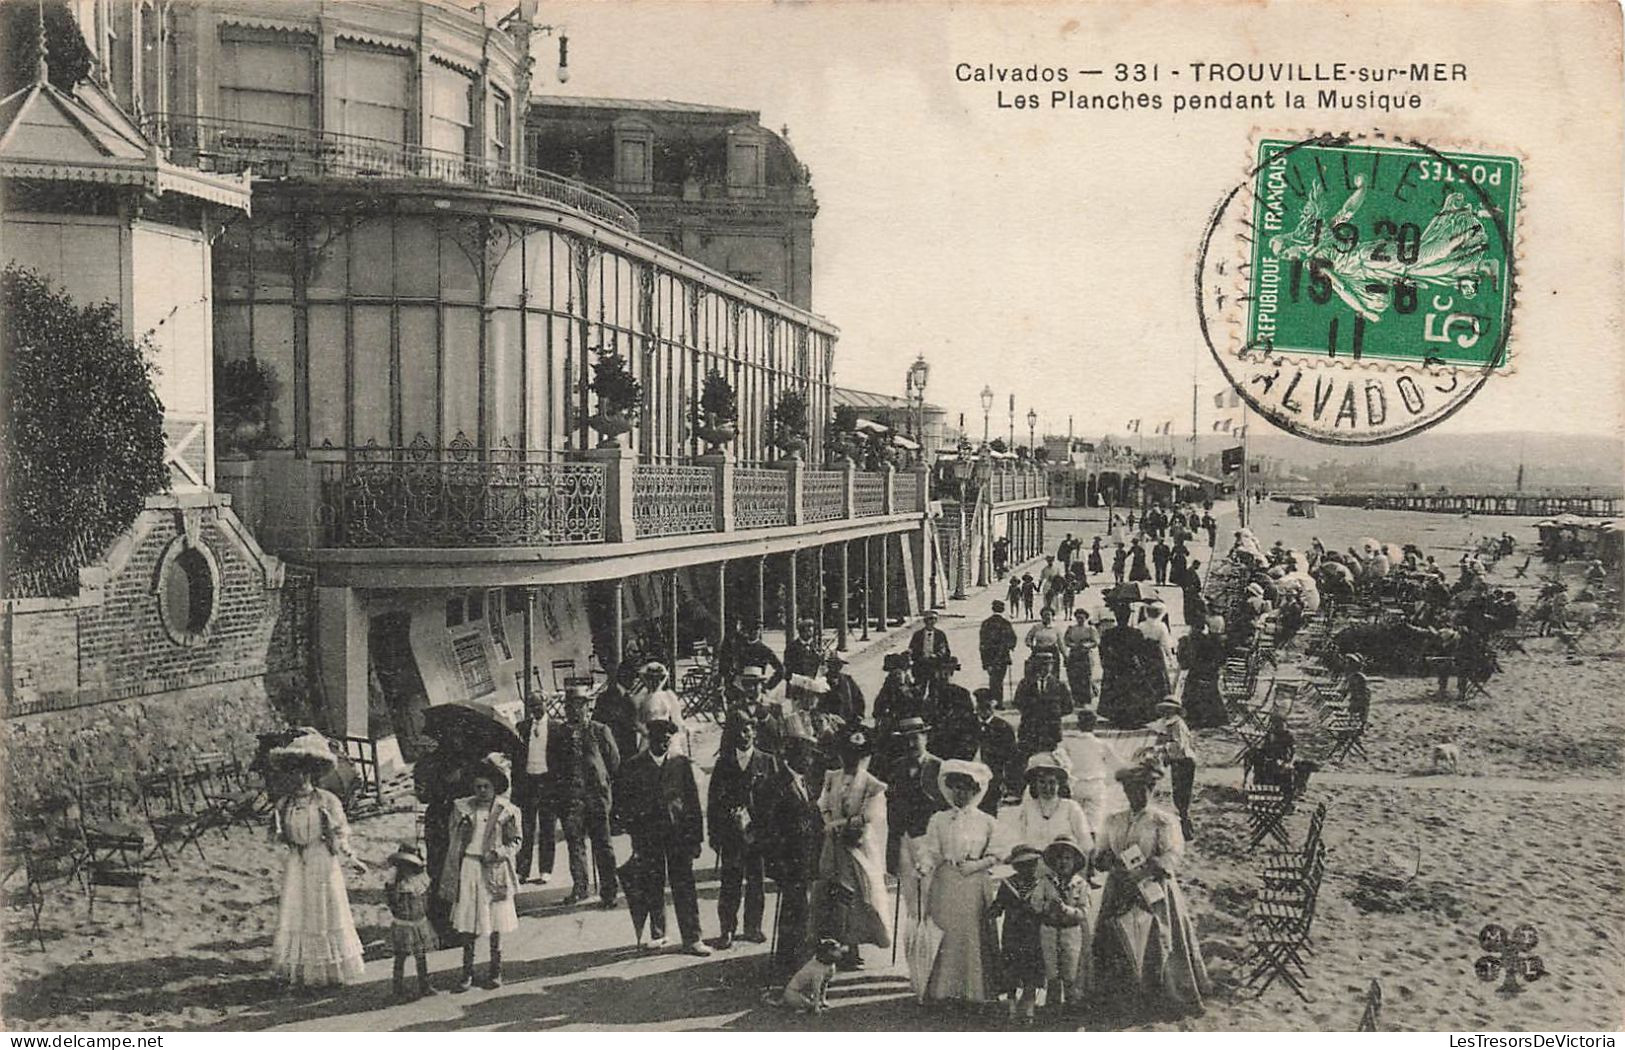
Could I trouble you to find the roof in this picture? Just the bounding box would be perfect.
[1180,470,1225,486]
[832,385,943,413]
[0,76,250,210]
[535,95,757,118]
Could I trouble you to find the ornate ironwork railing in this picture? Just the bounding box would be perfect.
[853,472,888,517]
[893,479,922,515]
[632,463,716,538]
[320,448,606,547]
[734,467,790,530]
[142,113,640,233]
[803,469,845,523]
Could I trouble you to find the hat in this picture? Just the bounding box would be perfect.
[840,726,873,756]
[737,665,767,682]
[1247,582,1265,597]
[1156,697,1184,714]
[1114,762,1165,787]
[646,717,679,737]
[883,653,912,672]
[825,651,849,667]
[565,682,594,703]
[1075,706,1099,729]
[388,842,427,870]
[1043,835,1087,869]
[268,731,337,773]
[1024,751,1069,781]
[1007,844,1044,866]
[922,609,939,620]
[798,617,816,629]
[641,661,668,678]
[1095,609,1116,625]
[941,656,962,671]
[991,600,1006,612]
[937,759,992,801]
[475,752,511,795]
[895,716,931,736]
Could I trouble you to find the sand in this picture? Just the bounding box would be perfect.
[4,501,1621,1031]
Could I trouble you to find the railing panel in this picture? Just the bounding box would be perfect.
[320,453,606,547]
[143,113,639,233]
[894,480,922,515]
[803,469,845,523]
[853,473,887,517]
[735,467,790,529]
[632,463,716,538]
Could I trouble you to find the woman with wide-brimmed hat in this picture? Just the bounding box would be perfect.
[1090,762,1210,1020]
[912,759,1005,1006]
[441,752,522,990]
[812,725,892,971]
[267,730,366,991]
[1012,752,1095,859]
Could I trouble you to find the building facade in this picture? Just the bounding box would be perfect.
[527,96,816,309]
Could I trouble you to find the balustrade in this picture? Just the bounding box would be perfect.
[803,469,846,523]
[632,463,717,537]
[734,467,792,530]
[853,472,888,517]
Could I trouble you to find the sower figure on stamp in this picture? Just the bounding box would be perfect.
[548,684,622,907]
[707,711,785,950]
[616,719,710,956]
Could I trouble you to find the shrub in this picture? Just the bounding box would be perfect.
[590,345,643,420]
[2,266,168,591]
[768,388,809,449]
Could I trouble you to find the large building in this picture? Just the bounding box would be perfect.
[527,96,817,309]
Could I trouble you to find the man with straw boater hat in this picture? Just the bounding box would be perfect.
[615,718,709,955]
[707,709,784,949]
[1150,696,1197,839]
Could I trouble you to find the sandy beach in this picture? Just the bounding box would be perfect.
[4,502,1622,1032]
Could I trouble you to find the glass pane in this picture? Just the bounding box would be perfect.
[399,306,438,447]
[306,305,346,449]
[252,304,296,447]
[353,306,392,448]
[524,310,547,451]
[350,217,393,297]
[306,219,347,298]
[487,310,522,450]
[252,220,296,298]
[439,224,479,301]
[214,304,251,364]
[442,307,480,446]
[396,218,438,299]
[215,221,253,301]
[490,233,524,307]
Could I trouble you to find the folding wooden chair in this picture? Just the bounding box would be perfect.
[1246,858,1324,1001]
[1324,709,1371,763]
[190,752,268,832]
[341,737,384,807]
[136,770,212,868]
[1246,784,1295,849]
[1357,978,1383,1031]
[549,659,577,691]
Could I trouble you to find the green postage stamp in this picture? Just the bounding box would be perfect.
[1199,133,1522,445]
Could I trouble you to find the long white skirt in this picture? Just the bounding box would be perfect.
[453,856,519,936]
[271,846,365,985]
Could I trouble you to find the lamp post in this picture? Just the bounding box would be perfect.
[951,453,973,599]
[1026,408,1038,458]
[979,386,994,446]
[906,354,930,458]
[1007,393,1015,449]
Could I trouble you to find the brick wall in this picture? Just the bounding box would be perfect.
[3,494,308,800]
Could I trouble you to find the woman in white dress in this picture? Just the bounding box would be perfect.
[813,726,891,968]
[1137,601,1178,681]
[1092,762,1210,1020]
[632,661,689,755]
[440,753,521,991]
[1009,752,1095,854]
[915,760,1005,1006]
[268,732,366,991]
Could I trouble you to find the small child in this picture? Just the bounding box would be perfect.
[1020,574,1038,621]
[1040,836,1093,1013]
[384,842,438,999]
[990,845,1052,1024]
[1006,574,1023,616]
[770,937,845,1013]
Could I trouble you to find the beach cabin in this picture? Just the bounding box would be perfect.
[1287,496,1320,519]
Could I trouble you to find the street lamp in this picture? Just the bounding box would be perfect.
[979,386,994,446]
[1007,393,1015,448]
[906,354,930,455]
[1026,408,1038,457]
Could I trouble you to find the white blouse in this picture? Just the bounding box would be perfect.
[918,805,1003,870]
[1098,805,1183,872]
[1007,796,1094,855]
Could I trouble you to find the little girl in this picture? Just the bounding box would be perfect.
[440,753,521,991]
[1040,835,1093,1013]
[385,842,438,999]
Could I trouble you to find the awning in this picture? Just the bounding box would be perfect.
[854,417,890,434]
[1179,470,1224,486]
[890,433,921,450]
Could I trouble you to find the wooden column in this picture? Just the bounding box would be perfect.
[815,544,826,642]
[785,549,798,647]
[878,534,890,631]
[715,561,728,649]
[756,555,767,628]
[838,541,850,652]
[521,586,536,702]
[610,579,625,674]
[669,570,680,669]
[861,537,871,641]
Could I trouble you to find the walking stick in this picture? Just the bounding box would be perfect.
[891,873,903,964]
[770,885,782,957]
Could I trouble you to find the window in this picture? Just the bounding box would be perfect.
[333,43,410,145]
[217,29,316,131]
[612,118,654,194]
[491,89,511,164]
[466,590,485,622]
[445,597,464,628]
[726,127,766,195]
[427,61,475,158]
[156,538,218,647]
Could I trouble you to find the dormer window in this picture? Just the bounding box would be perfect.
[725,124,767,197]
[612,117,654,194]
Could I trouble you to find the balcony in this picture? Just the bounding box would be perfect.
[141,113,640,234]
[250,445,924,553]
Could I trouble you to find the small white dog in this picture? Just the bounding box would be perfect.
[1431,742,1460,774]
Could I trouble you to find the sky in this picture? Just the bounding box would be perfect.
[547,0,1624,444]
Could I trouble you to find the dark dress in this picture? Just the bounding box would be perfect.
[991,872,1048,989]
[1176,632,1228,729]
[1129,546,1151,582]
[1088,546,1105,576]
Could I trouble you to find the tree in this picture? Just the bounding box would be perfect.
[2,0,93,95]
[3,267,169,593]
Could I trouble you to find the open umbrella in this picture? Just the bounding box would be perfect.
[1108,581,1159,604]
[421,701,522,754]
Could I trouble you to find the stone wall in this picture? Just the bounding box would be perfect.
[2,493,307,801]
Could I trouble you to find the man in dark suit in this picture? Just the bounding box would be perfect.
[706,711,784,949]
[615,719,710,955]
[926,657,978,760]
[512,693,559,885]
[979,600,1018,707]
[971,688,1018,813]
[548,685,622,906]
[732,622,786,692]
[592,678,641,766]
[1014,650,1071,762]
[818,651,866,727]
[765,735,826,974]
[907,609,952,682]
[1152,538,1172,586]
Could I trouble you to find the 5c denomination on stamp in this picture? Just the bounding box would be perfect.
[1197,133,1521,445]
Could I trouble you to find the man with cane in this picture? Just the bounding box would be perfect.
[765,736,825,975]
